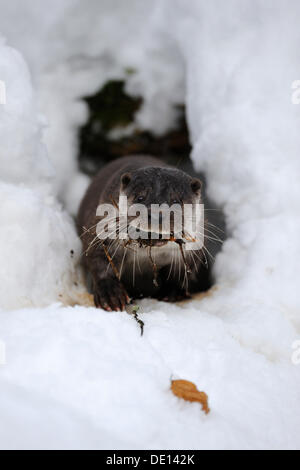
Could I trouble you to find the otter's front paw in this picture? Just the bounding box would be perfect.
[93,279,130,312]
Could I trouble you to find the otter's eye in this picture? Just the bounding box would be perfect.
[137,196,145,203]
[172,199,180,205]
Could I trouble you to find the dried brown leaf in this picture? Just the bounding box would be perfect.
[171,379,210,414]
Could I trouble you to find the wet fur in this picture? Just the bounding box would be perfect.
[77,155,209,311]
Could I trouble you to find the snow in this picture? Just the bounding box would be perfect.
[0,41,82,311]
[0,0,300,450]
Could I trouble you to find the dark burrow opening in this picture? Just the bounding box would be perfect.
[79,79,226,293]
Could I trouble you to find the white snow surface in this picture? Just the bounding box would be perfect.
[0,0,300,450]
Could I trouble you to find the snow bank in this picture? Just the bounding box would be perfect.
[0,41,81,310]
[0,0,300,450]
[0,301,299,450]
[0,39,52,189]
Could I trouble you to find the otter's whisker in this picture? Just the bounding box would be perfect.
[96,222,129,250]
[132,249,137,286]
[84,219,120,254]
[189,246,207,268]
[178,242,192,274]
[202,245,215,262]
[80,223,98,239]
[206,221,225,234]
[189,251,199,273]
[110,241,122,262]
[136,249,142,274]
[119,247,128,280]
[203,227,223,243]
[84,232,102,256]
[167,245,176,280]
[177,246,181,282]
[149,245,159,287]
[81,216,120,239]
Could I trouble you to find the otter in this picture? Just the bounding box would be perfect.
[77,155,209,311]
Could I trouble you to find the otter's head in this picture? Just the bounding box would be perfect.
[120,167,202,246]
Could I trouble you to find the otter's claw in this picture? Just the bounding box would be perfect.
[93,279,130,312]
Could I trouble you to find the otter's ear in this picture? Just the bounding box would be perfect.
[191,178,202,195]
[121,173,131,189]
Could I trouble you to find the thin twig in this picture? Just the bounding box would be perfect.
[103,245,121,280]
[129,305,144,336]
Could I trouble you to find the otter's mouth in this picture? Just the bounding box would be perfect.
[128,230,171,247]
[127,228,182,248]
[125,220,200,248]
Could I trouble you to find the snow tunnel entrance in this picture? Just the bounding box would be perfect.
[78,79,226,293]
